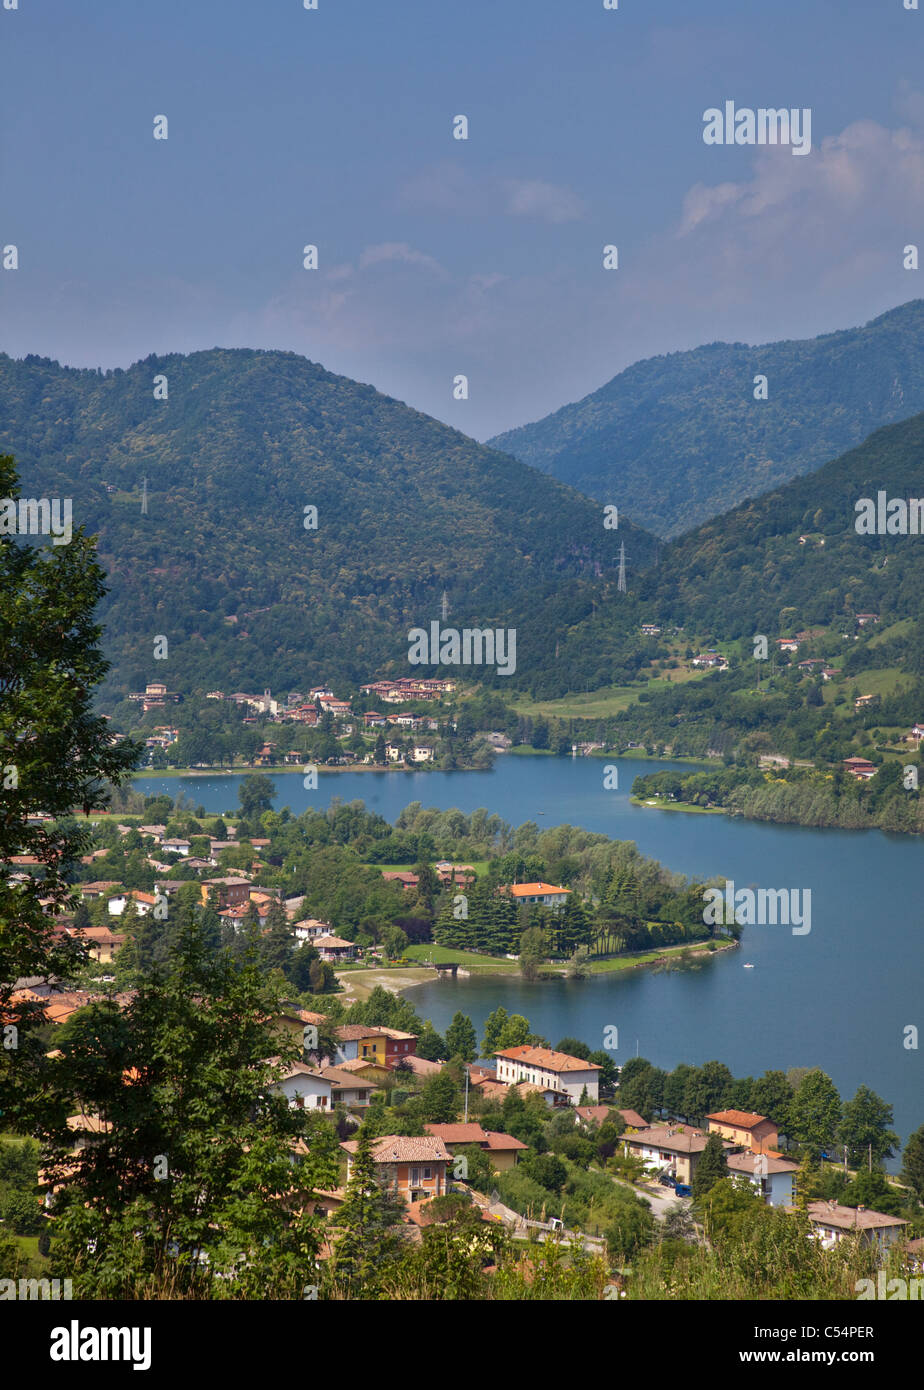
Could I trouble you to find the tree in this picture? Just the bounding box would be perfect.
[237,772,276,823]
[788,1069,842,1158]
[259,898,295,973]
[604,1198,655,1260]
[451,1144,494,1193]
[36,918,335,1298]
[1,452,140,1126]
[330,1123,407,1298]
[482,1006,510,1057]
[837,1086,899,1167]
[518,926,546,981]
[498,1014,531,1050]
[691,1133,728,1199]
[415,1022,447,1062]
[416,1070,461,1124]
[901,1124,924,1202]
[444,1012,478,1063]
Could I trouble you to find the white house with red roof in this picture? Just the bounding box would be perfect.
[494,1045,600,1105]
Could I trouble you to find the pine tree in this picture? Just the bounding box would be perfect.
[444,1012,477,1063]
[331,1125,406,1297]
[260,898,294,973]
[691,1133,728,1199]
[900,1125,924,1202]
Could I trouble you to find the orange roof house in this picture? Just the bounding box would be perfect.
[706,1109,779,1154]
[504,882,571,906]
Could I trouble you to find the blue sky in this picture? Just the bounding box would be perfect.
[2,0,924,437]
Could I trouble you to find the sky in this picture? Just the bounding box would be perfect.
[2,0,924,439]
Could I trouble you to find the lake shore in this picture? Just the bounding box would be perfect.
[337,939,736,1001]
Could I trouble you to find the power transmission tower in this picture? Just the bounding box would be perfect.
[140,477,148,516]
[617,542,627,593]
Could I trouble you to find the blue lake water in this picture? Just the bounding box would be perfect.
[135,756,924,1152]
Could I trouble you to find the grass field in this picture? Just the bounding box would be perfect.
[630,796,725,816]
[507,671,703,721]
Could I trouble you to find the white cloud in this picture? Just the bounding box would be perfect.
[501,178,586,224]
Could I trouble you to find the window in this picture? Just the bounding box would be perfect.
[411,1167,420,1186]
[423,1167,431,1180]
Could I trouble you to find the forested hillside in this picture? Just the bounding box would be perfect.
[0,349,655,705]
[489,299,924,536]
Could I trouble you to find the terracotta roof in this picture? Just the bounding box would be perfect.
[313,935,355,949]
[336,1024,384,1041]
[807,1201,908,1231]
[400,1055,444,1076]
[495,1044,601,1074]
[575,1105,613,1126]
[623,1125,723,1155]
[507,881,571,897]
[616,1109,650,1130]
[341,1135,451,1164]
[319,1066,375,1091]
[483,1131,528,1152]
[424,1123,489,1145]
[706,1110,773,1129]
[727,1152,798,1176]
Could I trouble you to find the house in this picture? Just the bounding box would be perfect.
[854,694,877,709]
[374,1027,418,1067]
[424,1123,528,1171]
[318,1064,376,1108]
[909,723,924,744]
[494,1045,600,1106]
[270,1005,327,1047]
[411,746,434,762]
[269,1061,335,1111]
[331,1024,415,1066]
[806,1200,908,1250]
[340,1134,451,1204]
[78,881,121,902]
[706,1109,779,1154]
[107,890,157,918]
[363,712,387,727]
[270,1061,374,1111]
[776,638,800,653]
[821,668,838,681]
[504,881,571,908]
[726,1151,798,1207]
[293,918,332,942]
[161,838,191,857]
[381,871,419,891]
[69,925,126,963]
[640,624,661,636]
[313,934,356,963]
[843,756,877,780]
[691,651,727,669]
[856,613,879,627]
[400,1054,444,1080]
[622,1125,733,1187]
[330,1055,392,1086]
[201,877,251,910]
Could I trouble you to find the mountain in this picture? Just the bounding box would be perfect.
[640,409,924,639]
[488,300,924,537]
[0,349,655,704]
[534,411,924,747]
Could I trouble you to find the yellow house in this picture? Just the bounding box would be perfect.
[424,1123,528,1173]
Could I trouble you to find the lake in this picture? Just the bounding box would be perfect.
[135,756,924,1152]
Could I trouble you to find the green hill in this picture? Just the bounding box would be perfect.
[488,299,924,537]
[0,349,656,705]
